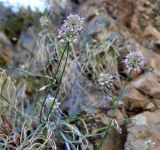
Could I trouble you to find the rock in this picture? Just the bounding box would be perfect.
[0,44,13,65]
[123,71,160,112]
[153,99,160,109]
[86,143,94,150]
[137,44,160,76]
[14,29,37,68]
[0,32,11,45]
[61,60,119,115]
[123,86,150,112]
[145,102,156,111]
[143,25,160,40]
[77,3,100,20]
[86,15,110,35]
[101,127,127,150]
[17,31,36,52]
[62,72,105,115]
[140,25,160,53]
[107,109,124,121]
[0,32,13,65]
[96,112,109,124]
[80,14,112,43]
[134,72,160,99]
[77,0,115,44]
[125,111,160,150]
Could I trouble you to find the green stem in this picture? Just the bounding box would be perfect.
[0,94,11,104]
[97,71,131,150]
[46,42,70,122]
[40,42,69,122]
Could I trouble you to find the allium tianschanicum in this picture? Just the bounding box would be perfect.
[57,14,84,43]
[144,139,156,150]
[98,73,114,88]
[46,95,60,110]
[40,16,50,27]
[123,51,145,74]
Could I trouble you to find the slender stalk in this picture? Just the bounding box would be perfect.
[40,42,69,122]
[97,71,131,150]
[0,93,11,104]
[46,42,70,122]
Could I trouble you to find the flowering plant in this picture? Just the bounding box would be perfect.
[123,51,145,74]
[57,14,84,43]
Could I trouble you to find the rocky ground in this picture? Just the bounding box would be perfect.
[73,0,160,149]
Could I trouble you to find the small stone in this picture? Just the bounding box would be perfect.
[145,102,156,111]
[96,113,109,124]
[153,99,160,109]
[123,86,149,111]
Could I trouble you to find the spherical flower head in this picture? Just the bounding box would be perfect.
[123,51,145,74]
[98,73,114,88]
[40,16,50,27]
[46,95,60,110]
[57,14,84,43]
[144,139,156,150]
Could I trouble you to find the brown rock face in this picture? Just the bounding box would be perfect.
[101,128,126,150]
[134,72,160,99]
[123,71,160,114]
[73,0,160,147]
[125,111,160,150]
[123,86,150,112]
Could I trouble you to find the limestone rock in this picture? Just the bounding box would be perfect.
[123,86,150,112]
[17,31,36,52]
[125,111,160,150]
[123,71,160,112]
[133,72,160,99]
[145,103,156,112]
[101,128,126,150]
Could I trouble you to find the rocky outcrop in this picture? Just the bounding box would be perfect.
[72,0,160,149]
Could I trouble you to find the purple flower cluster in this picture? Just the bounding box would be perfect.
[57,14,84,43]
[123,51,145,74]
